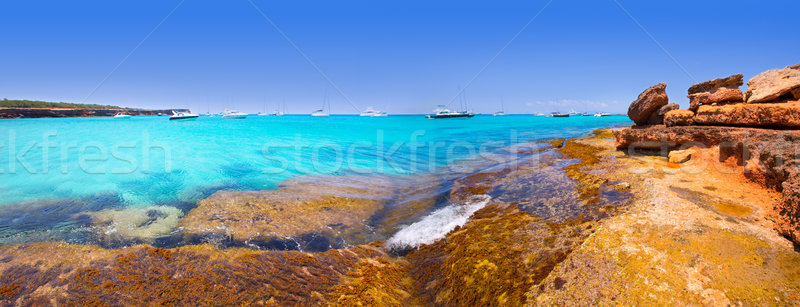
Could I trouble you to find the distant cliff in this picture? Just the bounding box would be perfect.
[0,108,190,119]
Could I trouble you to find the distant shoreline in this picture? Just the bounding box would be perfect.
[0,108,189,119]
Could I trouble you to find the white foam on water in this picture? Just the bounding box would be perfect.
[386,195,491,250]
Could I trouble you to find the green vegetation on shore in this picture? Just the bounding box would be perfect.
[0,99,122,109]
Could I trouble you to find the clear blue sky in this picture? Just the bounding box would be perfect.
[1,0,798,114]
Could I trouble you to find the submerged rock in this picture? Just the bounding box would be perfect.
[179,175,397,249]
[746,62,800,104]
[688,74,744,111]
[628,83,669,125]
[83,206,183,243]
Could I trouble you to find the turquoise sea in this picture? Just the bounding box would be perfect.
[0,114,630,246]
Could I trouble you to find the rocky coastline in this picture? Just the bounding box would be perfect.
[0,108,190,119]
[616,61,800,246]
[1,63,800,304]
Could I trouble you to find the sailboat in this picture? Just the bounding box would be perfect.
[272,101,285,116]
[258,101,270,116]
[493,97,507,116]
[312,94,330,117]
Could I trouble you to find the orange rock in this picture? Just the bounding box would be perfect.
[688,74,744,111]
[746,62,800,104]
[694,101,800,128]
[627,83,668,125]
[663,109,695,127]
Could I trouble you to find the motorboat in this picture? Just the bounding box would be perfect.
[567,109,579,116]
[581,112,591,116]
[594,112,611,117]
[222,109,247,119]
[551,112,570,118]
[360,107,387,117]
[113,112,131,119]
[169,111,199,120]
[426,106,475,119]
[533,112,546,116]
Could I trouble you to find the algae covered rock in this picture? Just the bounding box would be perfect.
[179,175,396,249]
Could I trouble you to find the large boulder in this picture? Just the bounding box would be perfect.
[688,74,744,111]
[746,63,800,104]
[664,109,695,127]
[627,83,668,125]
[693,101,800,128]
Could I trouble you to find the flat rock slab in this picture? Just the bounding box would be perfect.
[694,101,800,128]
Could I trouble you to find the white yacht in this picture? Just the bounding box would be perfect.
[113,112,131,119]
[360,107,387,117]
[594,112,611,117]
[169,110,199,120]
[222,109,248,119]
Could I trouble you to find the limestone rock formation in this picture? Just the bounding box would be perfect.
[688,74,744,111]
[694,101,800,128]
[664,109,695,127]
[668,149,693,164]
[627,83,668,125]
[614,125,800,245]
[777,176,800,244]
[646,103,679,125]
[746,63,800,104]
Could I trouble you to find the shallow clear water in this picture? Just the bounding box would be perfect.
[0,114,630,246]
[0,114,629,207]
